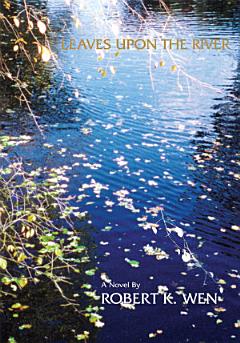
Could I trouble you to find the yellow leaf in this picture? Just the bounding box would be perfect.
[4,1,11,10]
[214,307,226,313]
[37,257,43,265]
[15,38,27,45]
[11,302,22,309]
[17,253,27,263]
[231,225,240,231]
[171,65,177,72]
[55,247,63,257]
[18,278,28,288]
[19,324,32,329]
[159,60,165,67]
[27,214,36,222]
[100,69,107,77]
[0,257,7,270]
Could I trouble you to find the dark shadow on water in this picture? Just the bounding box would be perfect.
[0,277,99,343]
[0,219,100,343]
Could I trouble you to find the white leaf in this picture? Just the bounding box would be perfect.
[41,45,51,62]
[110,66,116,75]
[173,226,184,238]
[182,250,191,263]
[37,20,46,34]
[121,303,135,310]
[13,17,20,28]
[100,272,111,283]
[219,286,224,294]
[152,227,158,235]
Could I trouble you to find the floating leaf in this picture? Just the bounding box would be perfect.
[167,226,184,238]
[8,338,16,343]
[216,319,223,325]
[55,247,63,257]
[125,258,140,268]
[17,253,27,263]
[81,283,92,289]
[85,269,96,276]
[152,226,158,234]
[231,225,240,232]
[100,272,111,283]
[17,277,28,288]
[149,333,157,338]
[182,250,191,263]
[2,276,11,285]
[120,303,135,310]
[234,320,240,328]
[208,216,215,221]
[0,257,7,270]
[19,324,32,330]
[76,331,90,341]
[95,320,105,328]
[102,226,112,231]
[143,245,169,260]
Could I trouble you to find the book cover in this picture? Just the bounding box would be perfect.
[0,0,239,342]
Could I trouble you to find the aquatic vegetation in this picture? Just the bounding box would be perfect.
[0,136,103,340]
[0,0,240,342]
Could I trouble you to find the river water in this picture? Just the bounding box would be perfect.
[1,0,240,342]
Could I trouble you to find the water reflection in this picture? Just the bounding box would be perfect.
[0,279,98,343]
[0,0,240,342]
